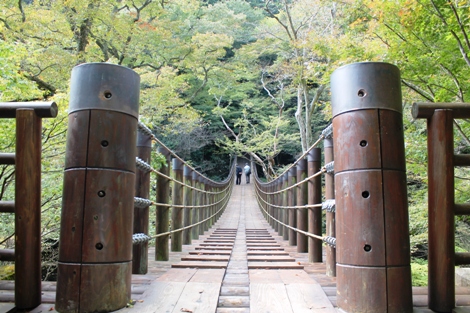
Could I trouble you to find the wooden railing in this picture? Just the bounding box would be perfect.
[0,102,58,310]
[413,102,470,313]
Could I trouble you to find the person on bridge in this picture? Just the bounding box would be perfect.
[236,164,242,185]
[244,163,251,184]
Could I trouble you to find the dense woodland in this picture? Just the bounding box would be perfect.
[1,0,470,284]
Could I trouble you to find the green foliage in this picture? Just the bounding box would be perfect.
[411,259,428,287]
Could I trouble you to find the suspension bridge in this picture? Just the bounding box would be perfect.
[1,62,470,313]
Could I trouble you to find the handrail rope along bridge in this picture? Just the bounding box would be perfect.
[0,63,470,313]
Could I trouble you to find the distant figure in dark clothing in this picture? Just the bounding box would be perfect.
[236,164,242,185]
[244,163,251,184]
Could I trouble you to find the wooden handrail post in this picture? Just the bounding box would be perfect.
[324,139,336,275]
[308,148,322,263]
[171,158,184,252]
[183,165,193,245]
[282,173,288,240]
[198,176,205,235]
[274,180,280,233]
[156,147,171,261]
[191,172,200,239]
[296,159,308,252]
[133,129,152,274]
[288,167,297,246]
[331,62,412,313]
[56,63,140,313]
[428,109,455,312]
[15,109,42,310]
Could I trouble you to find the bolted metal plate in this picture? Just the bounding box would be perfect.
[59,169,86,262]
[55,263,81,313]
[335,170,385,266]
[86,110,137,172]
[69,63,140,118]
[79,262,131,312]
[337,264,387,313]
[387,266,413,312]
[64,111,90,169]
[379,110,406,171]
[331,62,402,117]
[333,110,381,173]
[81,169,134,263]
[383,170,411,266]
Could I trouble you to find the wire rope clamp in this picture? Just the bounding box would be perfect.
[322,199,336,213]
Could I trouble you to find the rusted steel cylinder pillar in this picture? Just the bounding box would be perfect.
[428,109,455,313]
[171,158,184,252]
[133,129,151,274]
[15,109,41,309]
[183,165,193,245]
[332,62,412,313]
[297,159,308,252]
[191,172,200,239]
[324,138,336,276]
[56,63,140,313]
[288,167,297,246]
[308,148,322,263]
[156,147,171,261]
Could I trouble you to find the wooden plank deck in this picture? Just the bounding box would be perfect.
[1,183,470,312]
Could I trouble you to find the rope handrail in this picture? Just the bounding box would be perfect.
[254,187,323,209]
[134,188,232,243]
[255,194,336,247]
[136,157,231,195]
[136,187,232,210]
[256,167,326,195]
[138,121,234,186]
[257,124,332,185]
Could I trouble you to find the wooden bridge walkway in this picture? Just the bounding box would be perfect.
[1,183,470,312]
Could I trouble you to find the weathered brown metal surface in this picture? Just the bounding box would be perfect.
[324,139,335,276]
[183,165,193,245]
[0,101,58,118]
[308,148,322,263]
[171,158,184,252]
[296,159,308,253]
[56,63,139,313]
[15,109,42,309]
[427,109,455,312]
[455,252,470,265]
[132,130,152,274]
[156,147,171,261]
[332,62,412,313]
[288,167,297,246]
[454,154,470,167]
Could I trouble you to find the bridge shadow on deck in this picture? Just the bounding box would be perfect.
[1,183,470,312]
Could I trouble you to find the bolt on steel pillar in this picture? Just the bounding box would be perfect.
[56,63,140,313]
[331,62,412,313]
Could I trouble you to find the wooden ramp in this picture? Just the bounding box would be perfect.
[2,183,470,312]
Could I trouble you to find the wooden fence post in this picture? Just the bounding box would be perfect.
[288,167,297,246]
[428,109,455,312]
[15,109,42,309]
[156,147,171,261]
[282,173,289,240]
[183,165,193,245]
[171,158,184,252]
[191,172,200,239]
[56,63,140,313]
[198,176,205,235]
[308,148,322,263]
[133,129,152,274]
[331,62,412,313]
[296,159,308,252]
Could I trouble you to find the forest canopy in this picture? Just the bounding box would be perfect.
[2,0,470,284]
